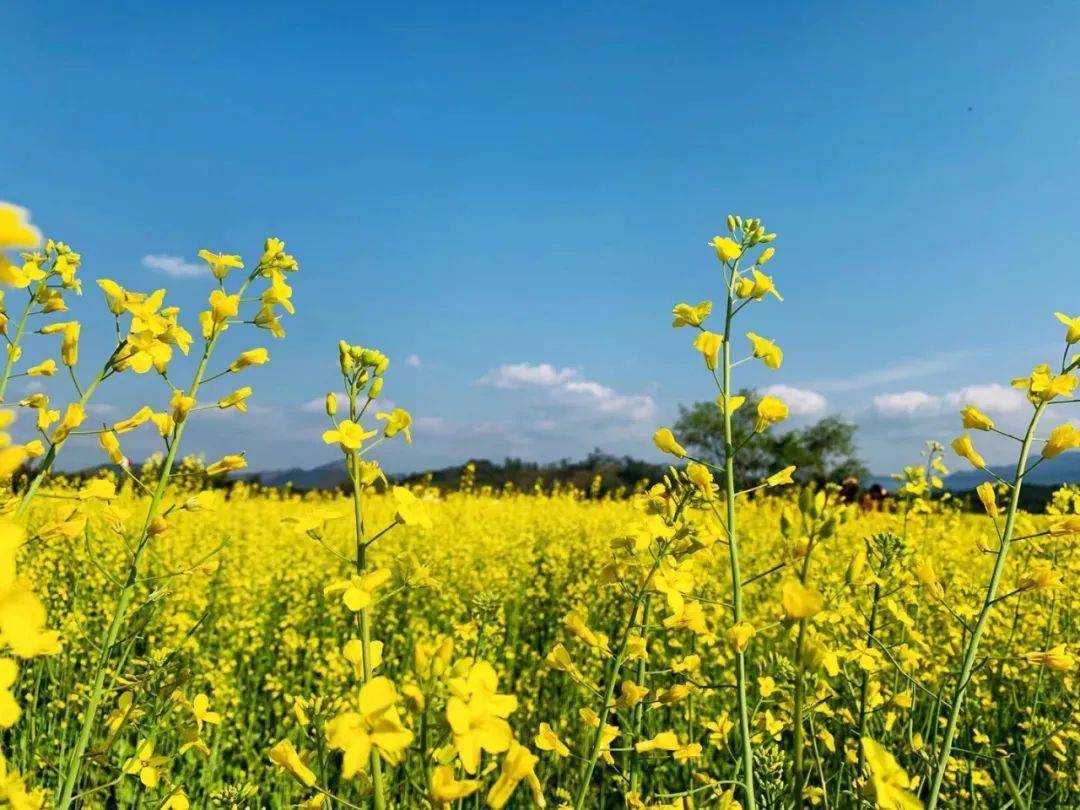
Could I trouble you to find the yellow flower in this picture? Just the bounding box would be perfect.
[735,268,783,301]
[781,580,823,621]
[322,420,376,452]
[162,789,190,810]
[228,348,270,372]
[78,479,116,501]
[671,301,712,328]
[913,557,945,599]
[975,482,998,518]
[122,289,168,335]
[393,486,432,528]
[652,428,686,458]
[262,270,295,314]
[25,359,56,377]
[1012,364,1077,403]
[961,405,994,431]
[716,394,746,414]
[685,462,715,499]
[950,433,985,469]
[324,568,391,612]
[635,730,680,753]
[0,659,20,728]
[218,387,253,413]
[191,693,223,731]
[534,722,570,757]
[170,390,195,423]
[709,236,742,263]
[206,454,247,476]
[486,741,544,809]
[268,739,317,787]
[122,740,169,788]
[860,738,922,809]
[97,278,140,315]
[614,680,650,710]
[1042,423,1080,459]
[757,675,777,698]
[755,396,789,432]
[446,661,518,774]
[198,249,244,280]
[0,203,42,251]
[1049,515,1080,535]
[325,677,414,776]
[1054,312,1080,344]
[50,403,85,444]
[726,622,755,653]
[376,408,412,443]
[746,332,783,369]
[0,257,46,288]
[114,330,173,374]
[209,289,240,324]
[151,411,175,438]
[1021,644,1074,672]
[430,765,479,805]
[765,466,796,487]
[1017,563,1062,592]
[693,331,724,370]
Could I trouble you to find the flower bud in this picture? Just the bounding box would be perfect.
[369,378,384,399]
[339,340,353,373]
[325,393,337,416]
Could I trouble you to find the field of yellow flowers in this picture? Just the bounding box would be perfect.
[0,203,1077,808]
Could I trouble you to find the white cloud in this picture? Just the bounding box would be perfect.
[944,383,1026,413]
[762,385,827,417]
[871,382,1029,421]
[477,362,656,422]
[811,353,967,393]
[406,354,422,368]
[557,380,657,421]
[142,254,203,278]
[478,362,578,389]
[872,390,940,417]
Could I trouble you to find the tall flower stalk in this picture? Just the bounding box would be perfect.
[56,239,299,807]
[925,333,1079,809]
[653,215,788,810]
[317,342,419,807]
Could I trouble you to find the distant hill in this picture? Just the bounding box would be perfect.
[248,461,348,490]
[249,451,668,494]
[870,454,1080,493]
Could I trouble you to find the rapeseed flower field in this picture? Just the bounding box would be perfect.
[0,202,1077,808]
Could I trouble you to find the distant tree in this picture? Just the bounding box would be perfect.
[673,388,868,488]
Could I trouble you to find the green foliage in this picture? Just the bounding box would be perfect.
[673,388,868,488]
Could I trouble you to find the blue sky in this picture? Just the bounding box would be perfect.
[3,1,1079,475]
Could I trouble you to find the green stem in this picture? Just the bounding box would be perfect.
[722,267,757,810]
[925,402,1045,809]
[0,283,42,403]
[348,394,386,810]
